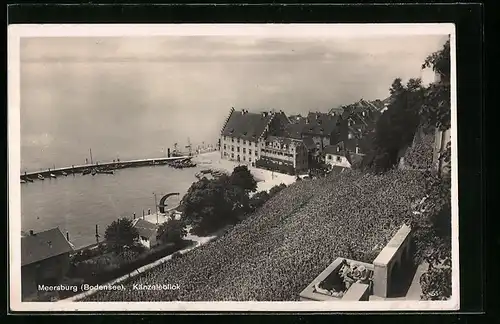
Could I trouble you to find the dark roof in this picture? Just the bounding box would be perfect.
[266,135,305,147]
[221,109,275,141]
[21,228,74,266]
[324,138,365,156]
[303,112,340,136]
[283,123,305,139]
[133,219,158,239]
[302,137,317,150]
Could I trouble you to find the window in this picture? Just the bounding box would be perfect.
[243,148,246,154]
[231,153,234,159]
[255,151,258,156]
[223,144,227,150]
[244,140,247,145]
[223,136,226,141]
[237,138,240,143]
[243,156,246,161]
[249,149,252,155]
[237,147,240,153]
[231,146,234,152]
[249,157,252,162]
[336,156,341,162]
[232,138,234,142]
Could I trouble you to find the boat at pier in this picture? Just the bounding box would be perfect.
[97,169,114,175]
[38,174,44,180]
[25,177,34,182]
[62,171,68,176]
[50,173,57,178]
[91,169,97,176]
[21,179,27,184]
[82,169,91,175]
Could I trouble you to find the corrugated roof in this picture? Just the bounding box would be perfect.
[21,228,74,266]
[221,110,275,141]
[133,219,158,239]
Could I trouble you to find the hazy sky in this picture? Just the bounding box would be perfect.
[19,35,449,169]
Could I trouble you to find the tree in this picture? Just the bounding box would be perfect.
[269,183,287,197]
[230,165,257,192]
[420,38,451,132]
[364,78,424,172]
[156,219,187,245]
[249,190,271,211]
[179,175,249,236]
[104,218,139,250]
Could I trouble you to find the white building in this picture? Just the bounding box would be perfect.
[323,140,365,169]
[220,108,290,166]
[132,218,159,249]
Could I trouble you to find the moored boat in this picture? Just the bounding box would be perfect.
[21,179,27,184]
[82,169,91,175]
[91,169,97,176]
[50,173,57,178]
[38,174,44,180]
[61,171,68,176]
[25,177,34,182]
[97,170,114,175]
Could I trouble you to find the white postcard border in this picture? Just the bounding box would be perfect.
[8,23,459,312]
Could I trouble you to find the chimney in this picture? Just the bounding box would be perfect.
[337,146,340,153]
[355,146,360,154]
[47,240,52,248]
[29,230,34,236]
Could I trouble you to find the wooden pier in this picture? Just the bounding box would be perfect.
[20,156,193,181]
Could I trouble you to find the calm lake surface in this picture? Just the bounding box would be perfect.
[21,165,203,249]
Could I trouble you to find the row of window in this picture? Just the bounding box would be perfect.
[326,155,343,162]
[224,136,256,146]
[223,144,258,156]
[223,152,253,162]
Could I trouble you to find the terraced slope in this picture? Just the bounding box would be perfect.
[83,169,426,301]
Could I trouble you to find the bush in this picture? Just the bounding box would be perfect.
[104,218,139,251]
[171,252,183,260]
[269,183,287,197]
[157,219,187,245]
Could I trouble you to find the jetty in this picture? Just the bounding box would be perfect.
[20,156,193,181]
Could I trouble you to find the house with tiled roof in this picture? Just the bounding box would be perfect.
[256,135,309,175]
[323,139,366,169]
[21,227,74,300]
[282,112,348,154]
[132,218,159,249]
[220,108,290,166]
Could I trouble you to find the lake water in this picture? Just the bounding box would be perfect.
[21,165,204,249]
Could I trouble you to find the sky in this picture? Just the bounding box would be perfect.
[19,34,449,169]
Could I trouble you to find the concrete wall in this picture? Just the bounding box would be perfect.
[372,224,412,298]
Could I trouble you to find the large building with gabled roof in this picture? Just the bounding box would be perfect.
[219,108,289,166]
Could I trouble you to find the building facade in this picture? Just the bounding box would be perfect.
[256,136,309,175]
[323,140,365,169]
[21,228,74,300]
[220,108,290,166]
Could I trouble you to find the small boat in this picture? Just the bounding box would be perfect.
[25,177,34,183]
[97,170,114,175]
[38,174,44,180]
[50,173,57,178]
[82,169,91,175]
[91,169,97,176]
[61,171,68,176]
[21,179,27,184]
